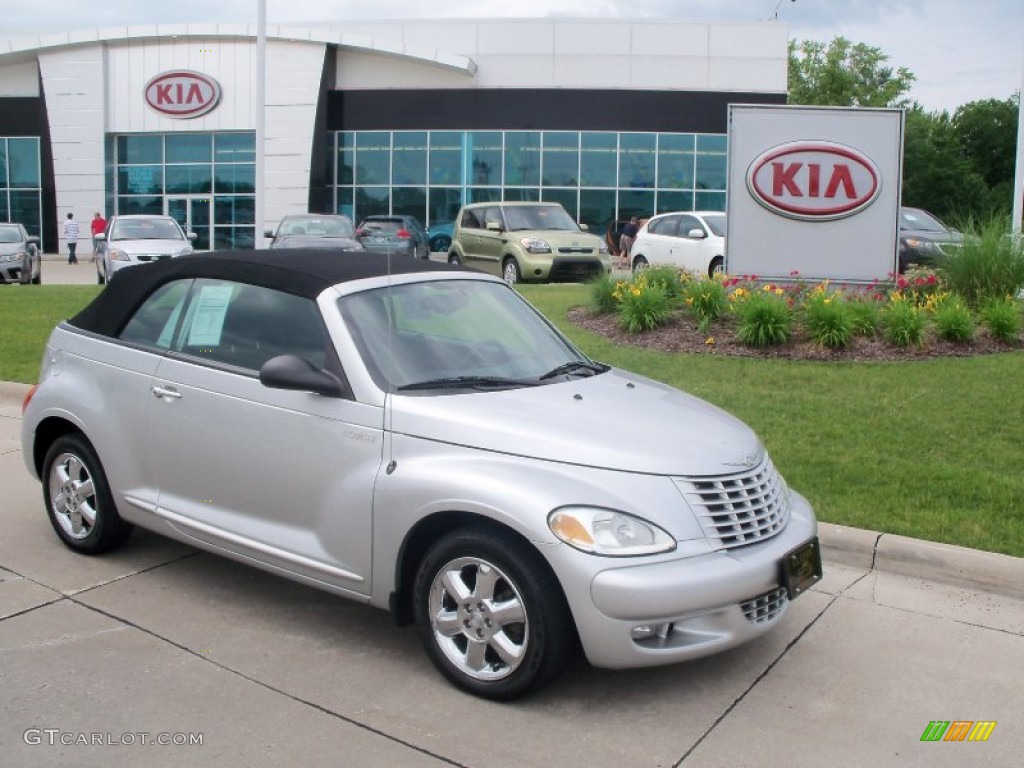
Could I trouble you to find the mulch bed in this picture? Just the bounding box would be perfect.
[567,306,1023,362]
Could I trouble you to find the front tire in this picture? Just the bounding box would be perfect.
[432,236,452,253]
[447,251,462,266]
[413,527,574,700]
[632,255,649,273]
[709,256,724,278]
[502,258,521,286]
[42,434,133,554]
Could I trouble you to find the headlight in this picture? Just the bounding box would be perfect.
[519,237,552,254]
[598,244,610,255]
[904,238,934,250]
[109,249,131,262]
[548,506,676,556]
[0,252,21,262]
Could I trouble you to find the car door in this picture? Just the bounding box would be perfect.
[461,205,505,277]
[670,214,715,273]
[638,214,681,265]
[143,279,382,596]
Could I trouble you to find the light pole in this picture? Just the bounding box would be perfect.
[1013,49,1023,235]
[255,0,266,247]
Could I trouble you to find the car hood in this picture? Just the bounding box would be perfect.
[273,236,363,250]
[109,239,190,255]
[389,368,761,476]
[0,242,27,255]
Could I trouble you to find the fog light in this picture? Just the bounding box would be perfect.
[631,622,672,642]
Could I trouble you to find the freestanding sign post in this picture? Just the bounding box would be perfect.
[726,105,904,284]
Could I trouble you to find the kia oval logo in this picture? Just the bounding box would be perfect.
[144,70,221,119]
[746,141,881,221]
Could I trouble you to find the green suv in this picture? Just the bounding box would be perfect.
[448,201,612,284]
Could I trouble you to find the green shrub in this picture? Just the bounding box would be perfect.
[801,290,853,348]
[940,215,1024,307]
[846,298,881,337]
[683,277,728,331]
[642,265,690,301]
[616,279,672,333]
[733,289,792,347]
[882,297,928,347]
[933,296,975,342]
[588,273,619,314]
[979,297,1021,343]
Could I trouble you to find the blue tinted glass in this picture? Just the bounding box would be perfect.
[697,134,727,153]
[118,135,163,164]
[214,132,255,162]
[695,154,727,191]
[166,134,211,163]
[7,138,40,187]
[505,132,540,186]
[118,166,164,195]
[166,165,212,194]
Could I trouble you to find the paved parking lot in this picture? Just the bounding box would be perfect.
[3,266,1023,767]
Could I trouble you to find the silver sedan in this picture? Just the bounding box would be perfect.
[21,249,821,700]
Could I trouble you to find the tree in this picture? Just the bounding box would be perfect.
[788,37,915,108]
[951,95,1020,216]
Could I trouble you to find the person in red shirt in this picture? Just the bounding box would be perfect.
[90,212,107,261]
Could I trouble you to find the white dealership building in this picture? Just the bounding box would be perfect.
[0,18,788,253]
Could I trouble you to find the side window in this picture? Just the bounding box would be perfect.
[118,279,193,349]
[461,209,482,229]
[678,215,702,238]
[648,215,679,236]
[176,280,329,372]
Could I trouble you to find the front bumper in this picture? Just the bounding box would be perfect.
[519,254,610,283]
[562,491,819,669]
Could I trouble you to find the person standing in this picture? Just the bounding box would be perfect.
[90,211,107,261]
[618,216,639,268]
[63,212,80,264]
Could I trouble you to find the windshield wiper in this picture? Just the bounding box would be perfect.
[397,375,540,392]
[538,360,609,380]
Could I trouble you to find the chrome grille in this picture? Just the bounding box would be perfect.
[741,587,788,623]
[675,457,790,550]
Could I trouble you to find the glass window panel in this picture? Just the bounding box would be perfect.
[214,132,255,162]
[695,154,727,191]
[694,191,726,211]
[393,147,426,185]
[166,134,212,164]
[580,132,617,187]
[658,134,695,190]
[579,188,616,235]
[7,138,40,187]
[117,196,164,215]
[0,140,7,184]
[0,194,8,222]
[468,131,502,186]
[166,165,212,194]
[118,135,163,164]
[335,186,354,219]
[427,188,463,227]
[215,195,255,225]
[504,132,540,186]
[619,133,656,189]
[697,134,728,153]
[467,188,502,204]
[118,166,164,195]
[392,187,427,221]
[10,189,41,238]
[337,132,354,185]
[656,190,694,213]
[428,131,463,186]
[213,226,256,250]
[355,132,390,185]
[540,188,578,220]
[618,189,655,220]
[542,132,579,187]
[355,186,390,220]
[214,164,255,194]
[502,188,540,202]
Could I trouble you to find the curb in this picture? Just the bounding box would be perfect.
[3,380,1021,600]
[818,522,1024,600]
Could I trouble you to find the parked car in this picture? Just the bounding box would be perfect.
[356,215,430,259]
[449,201,612,285]
[629,211,726,277]
[21,249,821,700]
[0,222,41,285]
[265,214,364,252]
[605,216,649,259]
[427,221,454,253]
[898,206,963,273]
[95,214,196,284]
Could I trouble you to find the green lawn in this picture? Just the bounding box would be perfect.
[3,282,1022,557]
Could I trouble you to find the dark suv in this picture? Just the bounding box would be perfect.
[355,215,430,259]
[898,207,963,273]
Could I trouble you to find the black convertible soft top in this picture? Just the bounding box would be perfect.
[70,249,465,337]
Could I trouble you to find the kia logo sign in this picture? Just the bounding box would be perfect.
[746,141,881,221]
[144,70,221,119]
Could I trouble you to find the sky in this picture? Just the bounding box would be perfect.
[1,0,1021,114]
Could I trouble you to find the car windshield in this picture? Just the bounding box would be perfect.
[360,219,404,235]
[338,279,599,392]
[703,214,726,237]
[503,205,580,232]
[900,209,948,233]
[0,227,22,243]
[282,216,355,237]
[111,219,184,241]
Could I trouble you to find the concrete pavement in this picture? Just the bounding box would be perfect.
[3,277,1023,767]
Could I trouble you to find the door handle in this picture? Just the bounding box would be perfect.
[151,385,182,400]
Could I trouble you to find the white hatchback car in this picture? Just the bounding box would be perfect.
[630,211,726,277]
[22,249,820,700]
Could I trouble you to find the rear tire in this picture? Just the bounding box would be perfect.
[709,256,724,278]
[448,252,462,266]
[42,434,133,554]
[413,527,574,700]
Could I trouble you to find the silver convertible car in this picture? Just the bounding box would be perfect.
[21,250,821,699]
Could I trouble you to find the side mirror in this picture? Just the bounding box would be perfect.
[260,354,345,397]
[263,230,275,238]
[687,228,706,239]
[28,235,41,244]
[187,232,198,241]
[579,223,590,231]
[486,221,502,232]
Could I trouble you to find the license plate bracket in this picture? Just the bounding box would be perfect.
[781,537,823,599]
